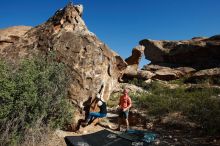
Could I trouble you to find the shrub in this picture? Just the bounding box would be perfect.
[185,76,220,85]
[128,78,150,90]
[131,80,220,134]
[0,56,74,146]
[108,92,120,108]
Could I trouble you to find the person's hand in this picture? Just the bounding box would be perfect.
[123,108,127,112]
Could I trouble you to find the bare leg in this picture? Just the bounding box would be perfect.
[125,119,129,130]
[117,117,121,130]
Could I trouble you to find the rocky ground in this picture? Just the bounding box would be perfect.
[1,2,219,146]
[50,110,220,146]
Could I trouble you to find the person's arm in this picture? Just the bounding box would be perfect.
[116,96,121,109]
[91,99,98,110]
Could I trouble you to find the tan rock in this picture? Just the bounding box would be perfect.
[138,70,155,79]
[0,26,32,51]
[123,45,144,80]
[125,45,144,70]
[123,69,155,80]
[75,4,83,16]
[143,64,170,71]
[140,35,220,68]
[153,68,184,80]
[0,3,127,129]
[176,67,196,74]
[192,68,220,77]
[187,68,220,82]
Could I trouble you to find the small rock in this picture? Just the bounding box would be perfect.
[154,139,160,145]
[145,79,152,84]
[146,122,154,129]
[107,124,112,129]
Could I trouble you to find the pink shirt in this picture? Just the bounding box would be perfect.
[119,94,132,109]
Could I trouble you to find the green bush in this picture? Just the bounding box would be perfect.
[128,78,150,90]
[185,76,220,85]
[108,92,120,108]
[0,57,74,146]
[131,81,220,134]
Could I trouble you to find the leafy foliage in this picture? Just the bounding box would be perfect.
[128,78,150,90]
[0,57,74,146]
[124,79,220,134]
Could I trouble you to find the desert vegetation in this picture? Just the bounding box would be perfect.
[0,55,74,146]
[109,78,220,135]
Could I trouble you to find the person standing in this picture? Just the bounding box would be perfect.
[116,88,132,131]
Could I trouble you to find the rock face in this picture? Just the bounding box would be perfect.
[187,68,220,82]
[0,26,32,52]
[123,45,145,80]
[140,36,220,68]
[0,2,127,126]
[139,35,220,81]
[125,45,144,70]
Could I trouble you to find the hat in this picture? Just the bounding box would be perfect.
[97,100,103,106]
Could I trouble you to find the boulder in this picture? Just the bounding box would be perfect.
[125,45,144,70]
[138,70,155,79]
[123,45,146,80]
[0,26,32,52]
[192,68,220,77]
[123,69,155,81]
[0,2,127,128]
[140,35,220,81]
[152,68,184,81]
[140,35,220,69]
[143,64,171,72]
[142,65,195,80]
[176,67,196,75]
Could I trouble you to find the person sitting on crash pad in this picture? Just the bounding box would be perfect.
[82,94,107,126]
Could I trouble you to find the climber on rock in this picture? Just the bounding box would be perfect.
[82,93,107,126]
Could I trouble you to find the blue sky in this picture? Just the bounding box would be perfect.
[1,0,220,67]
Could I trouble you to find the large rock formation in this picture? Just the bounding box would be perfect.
[123,45,146,80]
[0,2,127,127]
[125,45,144,70]
[0,26,32,52]
[139,35,220,81]
[140,35,220,69]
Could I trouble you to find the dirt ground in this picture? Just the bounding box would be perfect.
[51,111,220,146]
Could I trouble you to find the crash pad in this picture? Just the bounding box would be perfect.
[65,129,150,146]
[119,129,157,143]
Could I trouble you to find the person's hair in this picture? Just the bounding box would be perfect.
[123,88,129,94]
